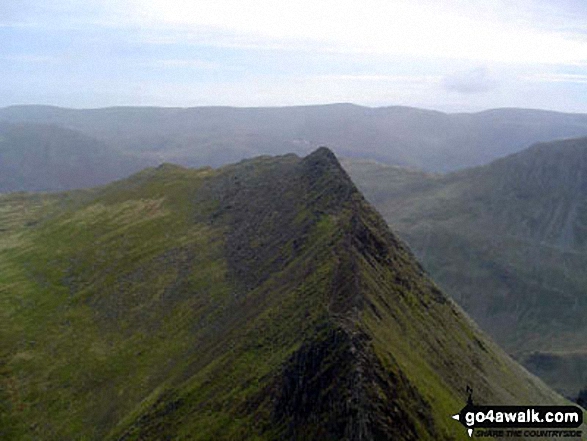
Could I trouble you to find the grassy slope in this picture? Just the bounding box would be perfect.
[343,138,587,397]
[1,149,568,440]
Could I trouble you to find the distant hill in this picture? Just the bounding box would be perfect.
[344,137,587,398]
[2,104,587,174]
[0,122,146,192]
[0,149,563,440]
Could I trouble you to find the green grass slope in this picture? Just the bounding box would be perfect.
[1,148,565,440]
[344,137,587,398]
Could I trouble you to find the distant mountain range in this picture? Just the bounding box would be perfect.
[0,149,563,440]
[3,104,587,193]
[344,137,587,399]
[0,122,146,192]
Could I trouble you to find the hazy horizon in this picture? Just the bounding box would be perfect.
[3,102,587,115]
[2,1,587,112]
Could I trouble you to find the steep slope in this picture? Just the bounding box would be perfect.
[1,148,564,440]
[344,137,587,398]
[2,104,587,173]
[0,122,146,192]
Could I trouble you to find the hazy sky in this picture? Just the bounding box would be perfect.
[2,0,587,112]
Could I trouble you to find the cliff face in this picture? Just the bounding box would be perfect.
[1,148,562,440]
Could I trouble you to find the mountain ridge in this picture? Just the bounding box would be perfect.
[1,148,568,440]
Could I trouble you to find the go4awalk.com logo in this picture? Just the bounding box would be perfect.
[451,388,584,438]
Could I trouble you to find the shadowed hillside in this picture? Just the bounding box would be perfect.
[344,137,587,399]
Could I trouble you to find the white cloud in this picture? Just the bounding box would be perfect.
[4,0,587,111]
[2,54,57,63]
[315,74,441,83]
[127,0,587,65]
[443,66,498,94]
[8,1,587,66]
[525,73,587,83]
[148,59,221,70]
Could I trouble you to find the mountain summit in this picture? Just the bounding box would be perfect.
[1,148,561,439]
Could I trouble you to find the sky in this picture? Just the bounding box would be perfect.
[2,0,587,112]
